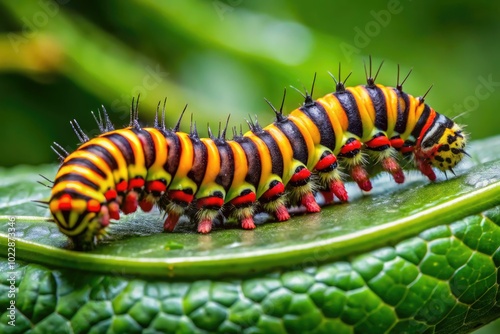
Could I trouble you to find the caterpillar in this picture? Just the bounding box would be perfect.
[46,60,467,250]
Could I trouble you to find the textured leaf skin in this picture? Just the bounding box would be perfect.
[1,212,499,334]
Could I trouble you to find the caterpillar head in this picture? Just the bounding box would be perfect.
[418,116,467,172]
[49,194,107,250]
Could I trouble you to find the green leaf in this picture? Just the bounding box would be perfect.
[0,135,500,333]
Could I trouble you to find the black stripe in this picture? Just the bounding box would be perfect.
[82,144,118,172]
[365,86,388,131]
[275,120,308,165]
[334,91,363,138]
[104,133,135,165]
[422,114,454,148]
[63,157,106,179]
[133,128,155,169]
[187,137,208,187]
[215,140,234,191]
[411,104,431,139]
[164,132,181,177]
[53,173,99,190]
[395,90,410,134]
[234,137,261,188]
[257,130,283,178]
[300,101,336,150]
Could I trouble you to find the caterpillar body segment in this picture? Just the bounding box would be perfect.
[48,64,467,250]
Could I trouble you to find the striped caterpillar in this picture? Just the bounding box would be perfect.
[47,61,467,250]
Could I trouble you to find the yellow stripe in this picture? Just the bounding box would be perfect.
[144,128,172,184]
[56,165,107,192]
[314,96,346,153]
[347,86,374,141]
[51,182,106,203]
[118,129,147,178]
[401,95,420,140]
[228,141,248,183]
[245,134,273,198]
[200,138,220,185]
[79,137,128,183]
[288,111,320,169]
[265,125,294,184]
[376,84,398,136]
[169,132,197,192]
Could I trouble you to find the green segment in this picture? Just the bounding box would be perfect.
[1,212,499,333]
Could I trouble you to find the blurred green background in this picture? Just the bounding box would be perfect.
[1,0,500,167]
[0,1,499,332]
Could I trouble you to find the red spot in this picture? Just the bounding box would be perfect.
[315,154,337,171]
[340,139,361,155]
[197,219,213,233]
[274,204,290,221]
[241,217,256,230]
[301,193,320,213]
[164,212,180,232]
[146,180,166,194]
[116,180,128,193]
[168,190,194,204]
[366,135,390,149]
[400,146,414,154]
[381,157,405,184]
[58,194,72,211]
[196,196,224,209]
[139,199,154,212]
[122,191,138,214]
[261,181,285,201]
[128,178,145,190]
[105,189,117,201]
[330,180,348,202]
[290,167,311,183]
[87,199,101,213]
[351,165,372,191]
[230,191,256,206]
[108,202,120,220]
[390,137,404,150]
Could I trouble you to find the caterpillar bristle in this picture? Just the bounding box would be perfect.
[173,104,188,132]
[51,142,69,162]
[47,60,468,250]
[70,119,89,143]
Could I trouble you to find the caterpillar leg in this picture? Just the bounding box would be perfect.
[314,151,348,203]
[259,180,290,221]
[163,189,194,231]
[228,190,258,230]
[365,133,405,184]
[195,195,224,233]
[338,138,372,191]
[287,166,320,213]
